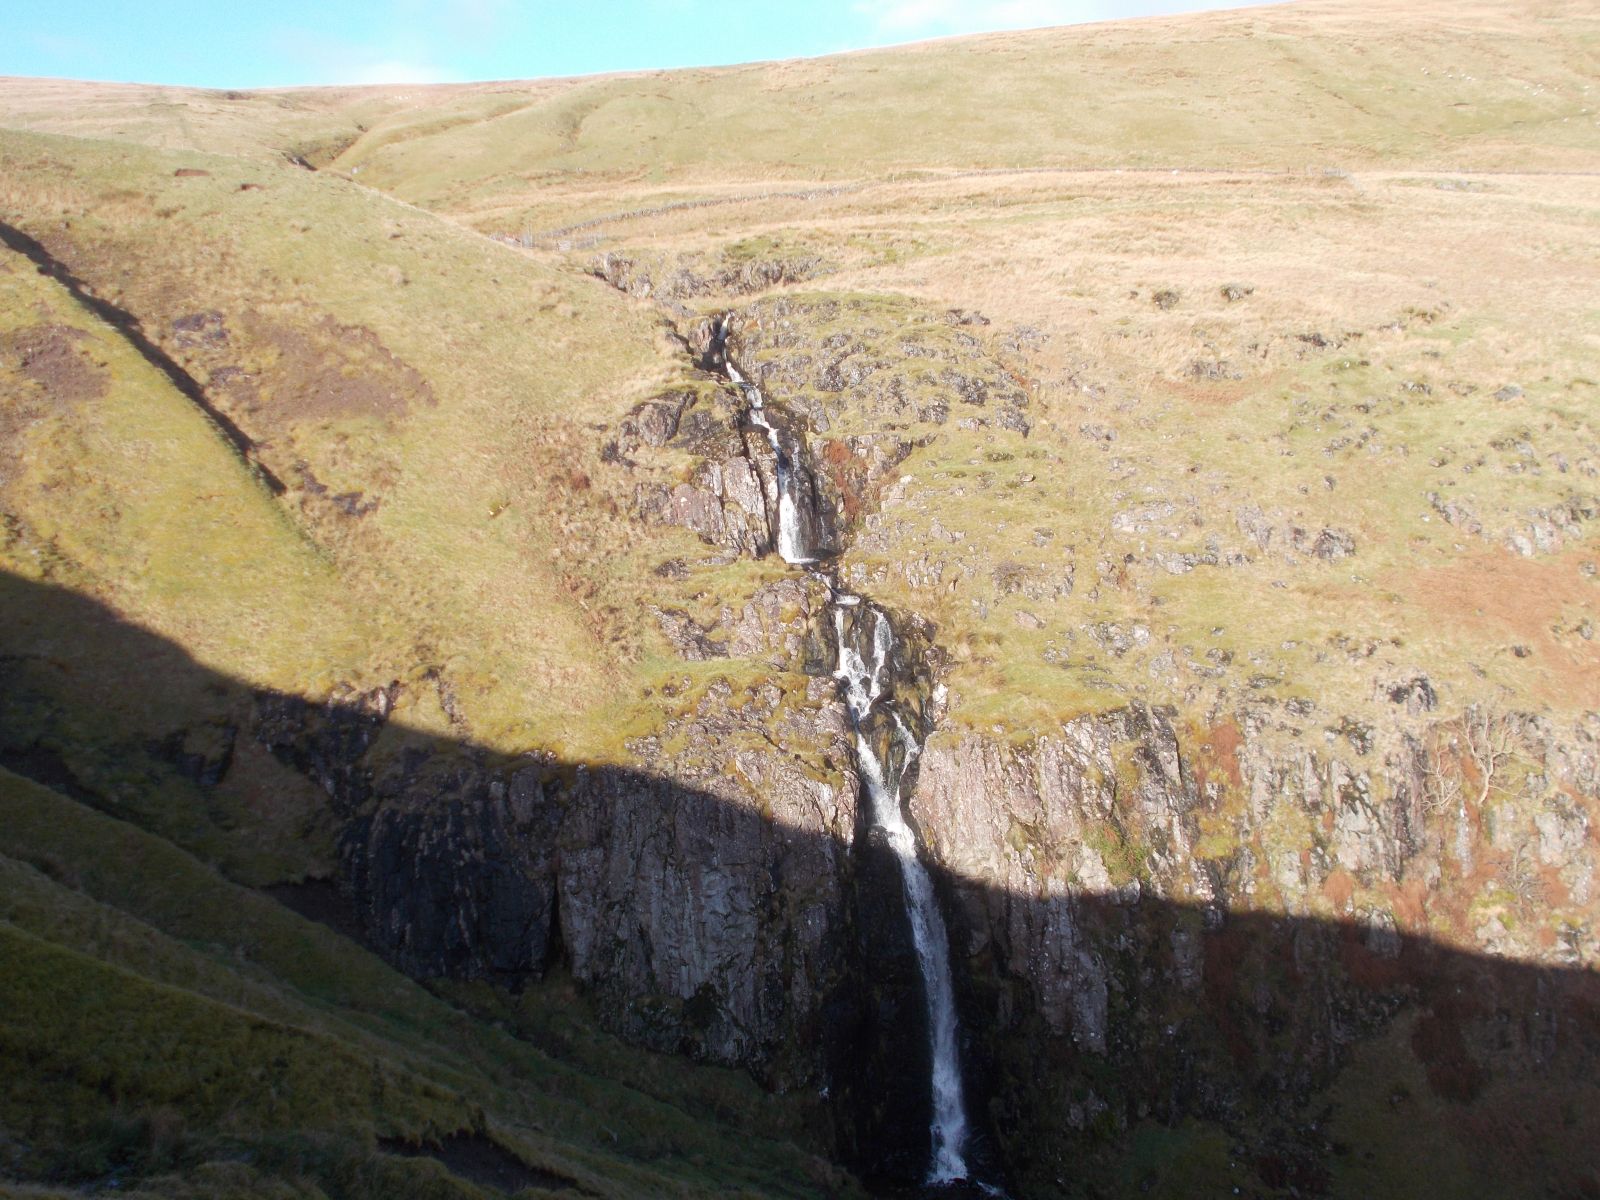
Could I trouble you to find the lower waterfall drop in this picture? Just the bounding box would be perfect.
[833,598,973,1185]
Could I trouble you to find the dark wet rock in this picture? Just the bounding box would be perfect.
[345,769,562,984]
[836,823,936,1187]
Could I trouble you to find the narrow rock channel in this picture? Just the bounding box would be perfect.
[711,314,989,1190]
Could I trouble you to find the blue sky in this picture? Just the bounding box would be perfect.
[5,0,1277,88]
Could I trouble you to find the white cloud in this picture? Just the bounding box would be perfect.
[267,27,460,86]
[345,57,458,84]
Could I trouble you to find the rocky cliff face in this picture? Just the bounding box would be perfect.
[253,581,867,1092]
[620,381,841,564]
[910,705,1600,1192]
[88,274,1591,1195]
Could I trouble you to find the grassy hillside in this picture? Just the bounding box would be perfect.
[0,767,852,1200]
[0,122,806,764]
[4,0,1596,233]
[2,0,1598,1193]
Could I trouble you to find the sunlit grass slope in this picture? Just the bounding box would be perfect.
[0,124,754,761]
[5,0,1596,234]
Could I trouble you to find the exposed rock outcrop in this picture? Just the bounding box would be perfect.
[590,250,825,304]
[254,677,865,1089]
[907,705,1600,1193]
[617,375,841,561]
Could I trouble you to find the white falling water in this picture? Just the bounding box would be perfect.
[722,326,978,1186]
[727,359,814,565]
[833,603,972,1185]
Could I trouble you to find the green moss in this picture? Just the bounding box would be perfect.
[1105,1121,1237,1199]
[1085,825,1148,887]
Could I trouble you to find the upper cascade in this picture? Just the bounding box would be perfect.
[726,358,816,565]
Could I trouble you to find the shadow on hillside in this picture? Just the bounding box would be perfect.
[1,568,1598,1199]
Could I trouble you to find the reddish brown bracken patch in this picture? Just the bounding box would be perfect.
[1395,548,1600,706]
[1386,876,1431,934]
[1190,717,1245,797]
[244,312,435,423]
[819,437,870,522]
[1323,869,1355,910]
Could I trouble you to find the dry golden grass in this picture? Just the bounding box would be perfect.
[620,163,1598,728]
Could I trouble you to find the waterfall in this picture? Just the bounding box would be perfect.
[833,601,973,1185]
[725,358,814,565]
[715,316,979,1187]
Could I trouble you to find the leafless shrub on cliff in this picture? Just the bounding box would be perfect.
[1424,698,1521,873]
[1423,735,1463,817]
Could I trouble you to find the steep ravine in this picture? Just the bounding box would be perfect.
[67,273,1585,1197]
[709,312,998,1190]
[659,298,1600,1195]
